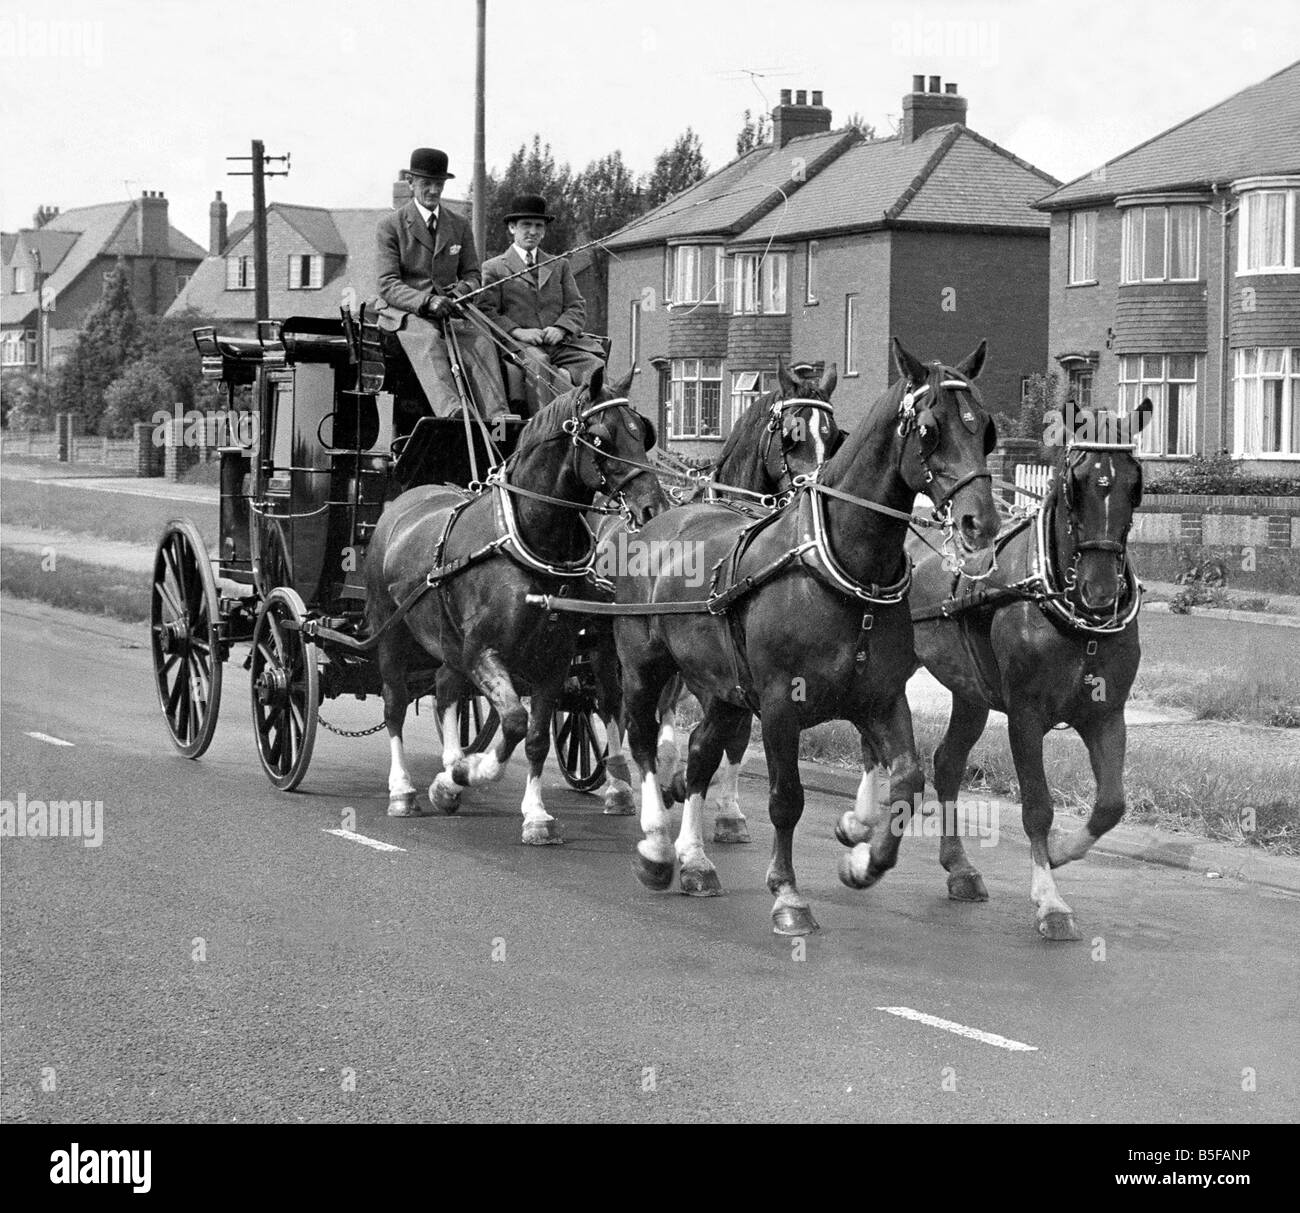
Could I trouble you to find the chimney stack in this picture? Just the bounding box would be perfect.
[209,190,228,255]
[393,172,412,209]
[33,205,60,228]
[901,75,967,143]
[771,87,832,148]
[137,190,169,256]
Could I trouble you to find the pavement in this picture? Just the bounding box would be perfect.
[2,597,1297,1124]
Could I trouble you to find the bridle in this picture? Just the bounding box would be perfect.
[897,374,994,519]
[760,396,837,497]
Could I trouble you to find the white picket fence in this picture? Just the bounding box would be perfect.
[1014,462,1051,510]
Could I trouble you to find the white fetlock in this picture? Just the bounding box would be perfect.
[430,771,462,812]
[522,815,563,845]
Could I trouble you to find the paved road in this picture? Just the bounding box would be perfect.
[2,599,1296,1123]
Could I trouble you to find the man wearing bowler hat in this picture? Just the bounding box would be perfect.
[479,194,604,414]
[376,147,507,419]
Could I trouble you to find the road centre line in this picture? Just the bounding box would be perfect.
[876,1006,1038,1052]
[323,828,406,854]
[26,731,75,747]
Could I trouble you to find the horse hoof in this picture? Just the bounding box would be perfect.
[713,819,751,844]
[602,787,636,815]
[771,904,820,936]
[679,867,722,897]
[387,793,427,818]
[430,774,461,815]
[947,871,990,902]
[1038,911,1081,942]
[522,819,563,846]
[606,754,633,786]
[633,852,675,891]
[834,810,872,848]
[838,844,877,890]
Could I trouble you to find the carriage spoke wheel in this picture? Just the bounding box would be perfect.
[249,588,319,791]
[552,703,609,793]
[151,519,223,759]
[457,691,500,756]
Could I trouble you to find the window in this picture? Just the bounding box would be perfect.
[175,274,190,296]
[628,299,641,369]
[1068,211,1097,284]
[733,252,788,315]
[844,294,859,376]
[666,244,720,305]
[1118,353,1198,456]
[730,370,776,428]
[805,240,819,303]
[12,267,31,293]
[1067,369,1094,411]
[1121,204,1200,283]
[1020,377,1033,408]
[287,254,323,290]
[1234,348,1300,457]
[226,255,255,290]
[1238,188,1300,273]
[670,358,722,438]
[2,329,36,366]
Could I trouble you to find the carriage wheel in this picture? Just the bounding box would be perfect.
[249,587,319,791]
[552,703,609,793]
[151,519,224,759]
[458,690,500,755]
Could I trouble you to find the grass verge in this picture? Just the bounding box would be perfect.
[1,547,150,622]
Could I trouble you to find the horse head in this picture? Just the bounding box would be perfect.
[1047,399,1152,613]
[891,337,1001,556]
[760,355,841,492]
[571,365,670,531]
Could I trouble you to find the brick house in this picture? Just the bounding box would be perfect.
[1,193,206,370]
[1035,59,1300,474]
[604,78,1059,459]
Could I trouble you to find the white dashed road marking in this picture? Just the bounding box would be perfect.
[26,732,74,747]
[876,1006,1038,1052]
[323,828,406,854]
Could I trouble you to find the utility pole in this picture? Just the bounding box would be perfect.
[227,140,290,322]
[29,246,44,374]
[473,0,487,258]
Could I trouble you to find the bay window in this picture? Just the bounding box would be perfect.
[670,358,722,438]
[1121,204,1200,283]
[1118,353,1198,455]
[1234,348,1300,457]
[732,252,788,315]
[666,244,721,305]
[1236,184,1300,273]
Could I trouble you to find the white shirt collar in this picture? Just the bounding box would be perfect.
[414,199,439,226]
[514,243,539,264]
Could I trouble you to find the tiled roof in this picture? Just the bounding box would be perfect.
[739,126,1056,242]
[604,129,860,249]
[1039,59,1300,210]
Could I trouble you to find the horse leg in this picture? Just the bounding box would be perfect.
[674,700,746,896]
[657,674,685,804]
[934,694,991,902]
[378,636,424,817]
[430,649,527,812]
[1007,708,1081,941]
[519,685,563,845]
[839,695,925,891]
[1049,710,1127,868]
[593,641,635,816]
[624,646,679,890]
[761,702,818,935]
[710,710,753,844]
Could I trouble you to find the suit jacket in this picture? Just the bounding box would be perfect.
[376,202,481,332]
[479,246,586,337]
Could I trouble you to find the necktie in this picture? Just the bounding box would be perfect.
[427,212,438,242]
[527,251,538,284]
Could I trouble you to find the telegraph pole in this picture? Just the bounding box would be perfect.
[473,0,487,258]
[227,140,290,322]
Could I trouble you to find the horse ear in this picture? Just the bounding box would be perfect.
[776,354,799,397]
[955,339,988,381]
[584,364,605,400]
[1133,396,1155,436]
[818,362,838,397]
[891,337,927,386]
[611,365,635,399]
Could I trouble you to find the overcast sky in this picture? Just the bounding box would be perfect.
[1,0,1298,249]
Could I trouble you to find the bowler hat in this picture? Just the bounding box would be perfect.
[504,194,555,224]
[408,148,454,180]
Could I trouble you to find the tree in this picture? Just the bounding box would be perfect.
[55,260,140,433]
[101,359,176,437]
[2,369,58,432]
[843,111,878,140]
[479,135,577,257]
[644,128,708,208]
[735,108,771,156]
[569,150,650,333]
[134,309,216,412]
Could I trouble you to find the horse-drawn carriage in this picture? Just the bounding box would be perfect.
[150,304,613,793]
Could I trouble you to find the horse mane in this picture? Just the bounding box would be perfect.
[512,387,584,459]
[819,374,907,487]
[711,392,769,472]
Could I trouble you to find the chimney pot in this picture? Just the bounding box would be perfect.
[772,87,834,147]
[929,75,941,93]
[945,82,958,95]
[780,88,792,104]
[912,74,925,92]
[209,190,229,255]
[901,75,968,143]
[795,89,806,105]
[811,90,823,106]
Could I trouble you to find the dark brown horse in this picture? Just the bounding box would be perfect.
[899,402,1152,939]
[614,339,1002,933]
[592,358,841,829]
[365,367,669,840]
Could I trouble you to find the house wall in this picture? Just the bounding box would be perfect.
[889,228,1050,422]
[606,243,670,426]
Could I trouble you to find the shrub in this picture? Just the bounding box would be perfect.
[1146,452,1300,496]
[101,360,177,437]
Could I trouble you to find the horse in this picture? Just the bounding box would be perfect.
[365,366,669,842]
[901,401,1153,940]
[589,357,841,834]
[613,338,1002,932]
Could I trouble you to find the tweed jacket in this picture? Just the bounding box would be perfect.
[479,246,586,337]
[376,201,481,332]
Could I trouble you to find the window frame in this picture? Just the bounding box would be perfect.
[1067,211,1097,285]
[805,240,819,304]
[1233,347,1300,458]
[669,357,723,439]
[1236,187,1300,275]
[12,267,32,293]
[226,254,256,291]
[731,251,788,316]
[1117,352,1199,457]
[667,244,721,306]
[287,253,323,290]
[844,293,859,377]
[729,369,775,429]
[1120,203,1202,284]
[628,298,641,370]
